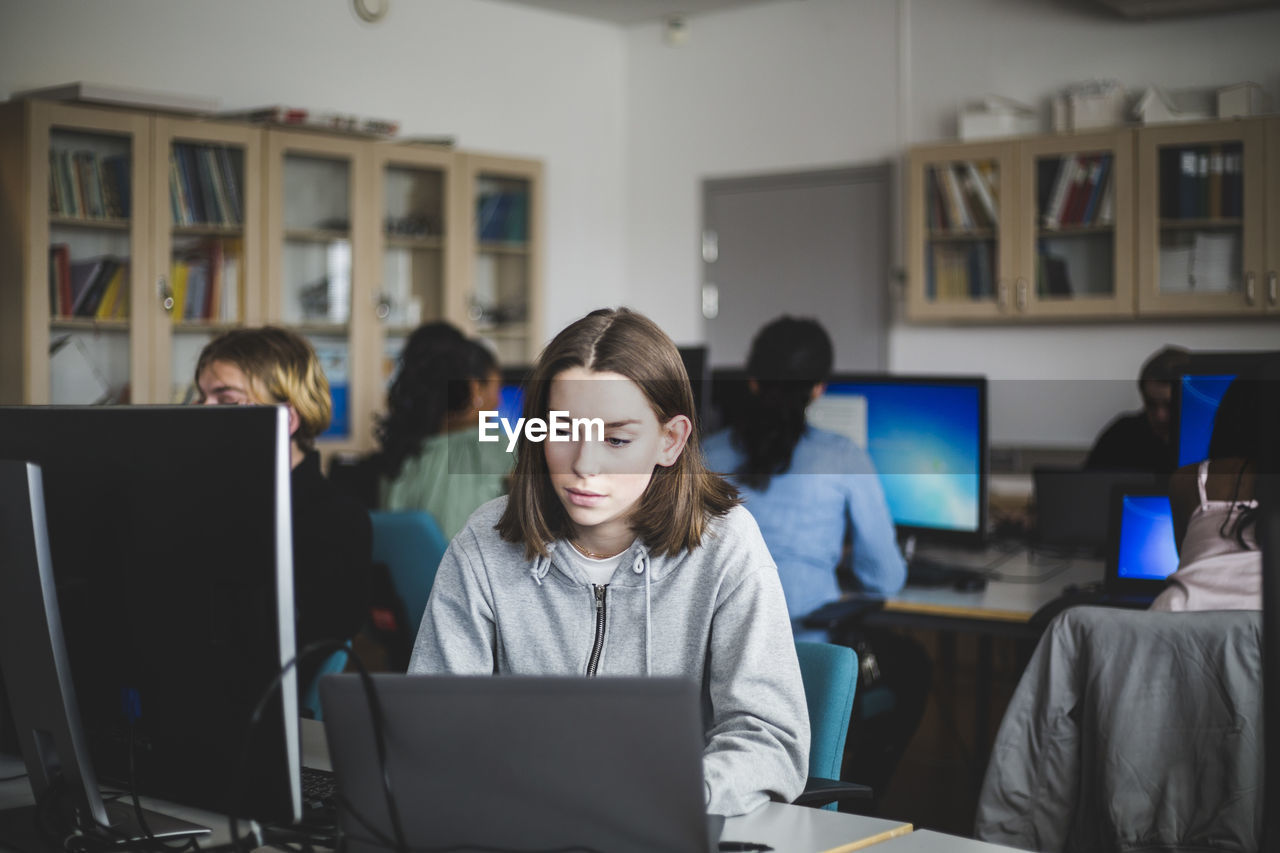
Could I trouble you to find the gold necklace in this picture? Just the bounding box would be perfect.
[570,539,627,560]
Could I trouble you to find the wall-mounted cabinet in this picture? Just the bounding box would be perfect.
[907,129,1134,321]
[906,118,1276,323]
[1,98,545,457]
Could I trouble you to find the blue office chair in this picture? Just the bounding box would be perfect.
[369,510,450,644]
[793,640,873,810]
[300,643,350,721]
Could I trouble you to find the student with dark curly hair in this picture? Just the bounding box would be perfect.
[377,322,512,539]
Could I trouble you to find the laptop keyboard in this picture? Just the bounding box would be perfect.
[301,766,337,815]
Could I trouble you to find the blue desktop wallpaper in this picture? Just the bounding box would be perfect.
[1177,374,1235,467]
[1116,495,1179,581]
[499,383,525,425]
[823,382,982,533]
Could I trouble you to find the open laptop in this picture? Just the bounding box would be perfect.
[1103,488,1180,606]
[319,674,720,853]
[1032,466,1162,554]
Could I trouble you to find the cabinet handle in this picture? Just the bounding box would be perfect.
[1268,272,1277,307]
[997,280,1009,312]
[374,296,391,321]
[1016,278,1028,313]
[158,276,174,314]
[1244,272,1256,306]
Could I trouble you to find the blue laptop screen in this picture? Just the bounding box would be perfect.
[1116,494,1179,581]
[1177,373,1235,467]
[812,381,983,535]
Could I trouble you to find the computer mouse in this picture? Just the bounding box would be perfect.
[953,574,988,592]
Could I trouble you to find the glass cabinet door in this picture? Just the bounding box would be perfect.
[1020,130,1134,317]
[37,103,150,405]
[462,154,542,366]
[1265,118,1280,315]
[265,131,372,451]
[372,145,457,387]
[153,118,261,402]
[906,142,1014,321]
[1137,120,1266,316]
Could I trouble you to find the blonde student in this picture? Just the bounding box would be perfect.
[408,307,809,817]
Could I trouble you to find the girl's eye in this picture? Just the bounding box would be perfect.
[606,437,631,448]
[552,428,571,439]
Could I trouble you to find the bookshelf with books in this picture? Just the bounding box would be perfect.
[907,131,1135,322]
[3,96,547,454]
[370,142,461,387]
[263,129,374,454]
[1,100,150,405]
[907,139,1016,320]
[152,116,262,402]
[458,152,543,365]
[1137,118,1271,317]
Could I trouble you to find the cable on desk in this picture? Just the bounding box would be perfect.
[0,772,28,782]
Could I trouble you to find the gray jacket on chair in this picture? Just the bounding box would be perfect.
[408,497,810,817]
[975,606,1263,853]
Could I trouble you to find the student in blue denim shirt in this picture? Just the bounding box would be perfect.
[702,317,906,640]
[703,315,926,804]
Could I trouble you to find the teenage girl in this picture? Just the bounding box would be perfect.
[408,307,809,817]
[376,322,510,539]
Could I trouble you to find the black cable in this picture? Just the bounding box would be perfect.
[0,772,28,782]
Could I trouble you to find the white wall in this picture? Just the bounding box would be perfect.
[0,0,628,344]
[625,0,1280,445]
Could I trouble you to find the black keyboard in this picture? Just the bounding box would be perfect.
[301,766,337,815]
[906,556,987,588]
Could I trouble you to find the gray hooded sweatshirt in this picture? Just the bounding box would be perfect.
[408,497,810,817]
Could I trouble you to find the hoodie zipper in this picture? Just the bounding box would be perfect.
[586,584,607,676]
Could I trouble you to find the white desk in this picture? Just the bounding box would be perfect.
[3,728,914,853]
[865,828,1032,852]
[885,546,1104,625]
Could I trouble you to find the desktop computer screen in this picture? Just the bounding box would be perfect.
[809,375,987,544]
[708,371,987,545]
[1174,350,1278,467]
[1114,494,1180,582]
[0,406,300,832]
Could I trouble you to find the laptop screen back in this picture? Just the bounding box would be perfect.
[1114,494,1180,585]
[320,674,713,853]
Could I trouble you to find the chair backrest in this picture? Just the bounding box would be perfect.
[369,510,450,638]
[300,644,350,721]
[795,640,858,782]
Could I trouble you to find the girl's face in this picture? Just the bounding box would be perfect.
[544,367,690,550]
[196,360,258,406]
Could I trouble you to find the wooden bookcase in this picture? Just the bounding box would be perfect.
[905,118,1276,323]
[0,98,545,456]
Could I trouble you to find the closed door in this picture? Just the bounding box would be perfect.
[702,164,890,371]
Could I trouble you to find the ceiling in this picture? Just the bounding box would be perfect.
[485,0,794,26]
[490,0,1277,25]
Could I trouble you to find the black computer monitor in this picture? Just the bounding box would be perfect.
[676,345,710,431]
[1173,351,1278,468]
[709,371,988,546]
[0,406,300,836]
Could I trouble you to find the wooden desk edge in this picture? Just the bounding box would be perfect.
[822,821,913,852]
[881,601,1031,622]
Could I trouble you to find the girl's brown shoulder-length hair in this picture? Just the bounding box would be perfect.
[497,307,739,558]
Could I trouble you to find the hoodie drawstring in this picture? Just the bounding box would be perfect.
[632,552,651,676]
[530,555,551,586]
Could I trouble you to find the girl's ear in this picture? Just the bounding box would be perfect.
[286,404,301,437]
[656,414,692,467]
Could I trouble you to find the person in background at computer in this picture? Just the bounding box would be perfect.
[1150,374,1266,612]
[701,316,919,804]
[376,322,512,539]
[195,326,373,689]
[702,316,906,635]
[409,308,809,817]
[1084,345,1190,475]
